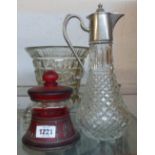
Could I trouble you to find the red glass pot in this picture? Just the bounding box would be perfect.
[22,70,80,151]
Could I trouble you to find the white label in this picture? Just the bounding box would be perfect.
[36,126,56,138]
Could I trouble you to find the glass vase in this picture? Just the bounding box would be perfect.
[26,46,88,106]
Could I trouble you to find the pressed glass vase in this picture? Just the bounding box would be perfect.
[26,46,88,105]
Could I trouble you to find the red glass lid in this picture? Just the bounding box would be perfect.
[28,70,73,102]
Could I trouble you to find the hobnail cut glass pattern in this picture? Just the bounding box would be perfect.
[77,66,130,141]
[26,46,88,105]
[76,44,130,141]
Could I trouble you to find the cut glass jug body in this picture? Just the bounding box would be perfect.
[76,44,130,141]
[63,4,131,141]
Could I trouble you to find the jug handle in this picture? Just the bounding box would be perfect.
[63,14,89,70]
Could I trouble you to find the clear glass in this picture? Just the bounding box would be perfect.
[26,46,88,106]
[77,44,131,141]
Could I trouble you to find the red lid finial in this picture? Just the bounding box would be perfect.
[42,70,58,87]
[28,70,73,101]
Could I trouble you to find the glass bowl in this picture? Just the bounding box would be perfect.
[26,46,89,106]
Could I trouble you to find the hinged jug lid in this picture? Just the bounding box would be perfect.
[87,3,124,44]
[28,70,73,102]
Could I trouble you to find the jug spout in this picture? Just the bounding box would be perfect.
[110,13,124,29]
